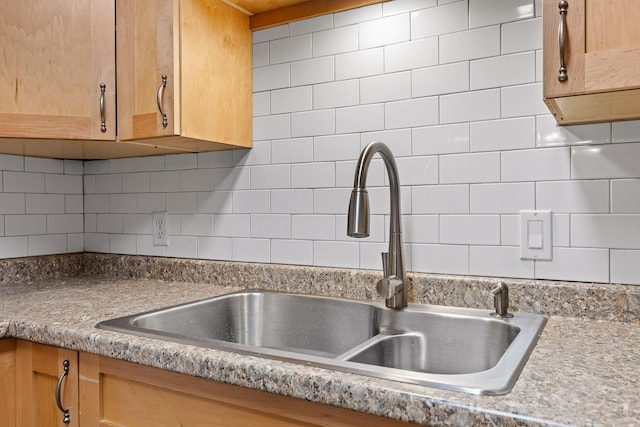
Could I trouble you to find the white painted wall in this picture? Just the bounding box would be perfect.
[5,0,640,286]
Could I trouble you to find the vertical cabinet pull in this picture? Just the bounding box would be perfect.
[99,83,107,132]
[157,74,168,128]
[55,359,71,424]
[558,0,569,81]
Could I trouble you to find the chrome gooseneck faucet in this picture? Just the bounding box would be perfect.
[347,141,407,309]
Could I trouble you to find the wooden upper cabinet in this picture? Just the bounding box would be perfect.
[543,0,640,124]
[0,0,116,140]
[116,0,253,151]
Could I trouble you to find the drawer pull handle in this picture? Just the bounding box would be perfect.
[157,74,168,128]
[55,359,71,424]
[558,0,569,82]
[100,83,107,133]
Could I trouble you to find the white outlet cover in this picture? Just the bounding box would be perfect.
[152,212,169,246]
[520,210,552,260]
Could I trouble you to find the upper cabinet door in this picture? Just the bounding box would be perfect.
[116,0,253,149]
[543,0,640,124]
[0,0,116,140]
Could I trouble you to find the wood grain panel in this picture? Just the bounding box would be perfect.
[0,339,16,427]
[543,0,586,98]
[545,88,640,124]
[250,0,387,30]
[585,0,640,52]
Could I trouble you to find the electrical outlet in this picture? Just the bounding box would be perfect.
[152,212,169,246]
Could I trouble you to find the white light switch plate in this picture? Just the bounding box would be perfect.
[520,210,552,260]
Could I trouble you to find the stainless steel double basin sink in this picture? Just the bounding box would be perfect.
[97,290,546,395]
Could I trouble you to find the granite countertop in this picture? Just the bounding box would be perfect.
[1,274,639,426]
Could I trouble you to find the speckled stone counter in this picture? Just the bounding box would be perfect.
[1,254,640,426]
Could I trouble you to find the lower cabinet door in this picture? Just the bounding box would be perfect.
[16,341,79,427]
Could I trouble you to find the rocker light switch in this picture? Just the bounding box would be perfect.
[520,211,552,260]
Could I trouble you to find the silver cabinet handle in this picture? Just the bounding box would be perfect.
[558,0,569,82]
[100,83,107,133]
[55,359,71,424]
[157,74,168,128]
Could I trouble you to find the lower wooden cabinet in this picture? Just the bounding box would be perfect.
[0,339,17,427]
[5,340,409,426]
[16,341,80,427]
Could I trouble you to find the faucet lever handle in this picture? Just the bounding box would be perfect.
[377,276,403,299]
[381,252,389,277]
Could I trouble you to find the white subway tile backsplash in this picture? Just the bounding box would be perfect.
[501,83,548,117]
[612,120,640,143]
[572,215,640,249]
[181,214,214,236]
[233,190,270,214]
[385,97,439,129]
[361,72,411,104]
[314,80,359,109]
[313,188,351,214]
[440,26,500,64]
[440,215,501,245]
[362,129,412,157]
[95,174,122,194]
[500,215,519,246]
[412,62,469,97]
[135,156,165,172]
[108,234,137,255]
[502,147,570,182]
[198,151,233,169]
[25,157,63,174]
[335,48,384,80]
[271,239,313,265]
[29,234,68,256]
[336,104,384,134]
[440,152,500,184]
[84,195,108,214]
[314,134,361,162]
[292,215,335,240]
[67,233,84,253]
[96,214,123,234]
[253,24,289,44]
[335,4,382,26]
[214,167,251,191]
[291,162,335,188]
[441,89,501,124]
[412,184,469,214]
[5,215,46,236]
[502,18,542,54]
[214,214,251,238]
[271,189,313,214]
[253,63,290,92]
[535,247,609,283]
[136,235,166,257]
[251,214,291,238]
[470,183,535,213]
[411,0,467,39]
[0,155,24,171]
[180,169,215,192]
[612,180,640,214]
[165,154,197,171]
[108,158,136,174]
[359,13,410,49]
[359,242,389,270]
[166,236,198,259]
[26,194,65,214]
[396,156,438,185]
[253,114,291,140]
[611,250,640,285]
[166,192,197,214]
[313,25,359,57]
[384,0,437,16]
[292,109,336,137]
[469,0,534,28]
[536,115,610,147]
[470,246,534,278]
[413,123,470,155]
[411,244,469,275]
[292,56,334,86]
[197,236,232,260]
[253,42,269,68]
[270,34,312,64]
[470,52,535,90]
[253,91,271,117]
[251,165,290,189]
[271,86,313,114]
[0,194,24,214]
[4,171,45,193]
[471,117,535,152]
[137,193,166,214]
[572,144,640,179]
[66,195,83,214]
[385,37,438,73]
[122,214,151,235]
[290,15,333,36]
[404,215,438,243]
[336,159,385,188]
[122,173,150,194]
[536,181,610,213]
[314,241,359,268]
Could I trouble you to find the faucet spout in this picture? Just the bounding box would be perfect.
[347,141,407,309]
